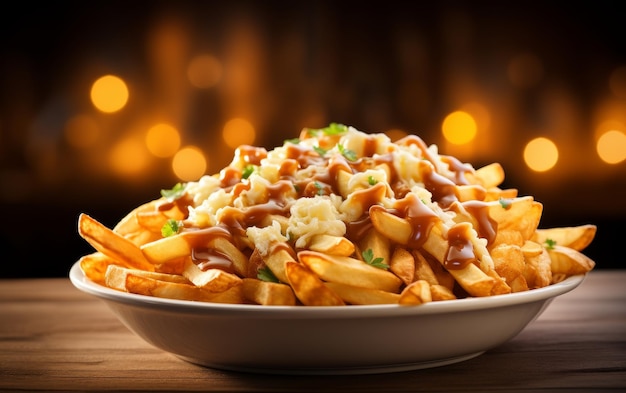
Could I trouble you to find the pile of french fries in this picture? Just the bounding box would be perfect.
[77,124,596,306]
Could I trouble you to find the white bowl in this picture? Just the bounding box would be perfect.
[69,261,585,375]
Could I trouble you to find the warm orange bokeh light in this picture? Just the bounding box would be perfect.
[524,137,559,172]
[187,54,222,89]
[90,75,129,113]
[109,137,149,176]
[145,123,181,158]
[64,114,101,149]
[172,146,207,181]
[222,118,256,149]
[442,111,477,145]
[596,130,626,164]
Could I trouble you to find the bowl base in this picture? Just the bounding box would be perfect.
[176,351,485,375]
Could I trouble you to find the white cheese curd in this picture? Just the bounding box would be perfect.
[287,195,347,249]
[246,220,288,257]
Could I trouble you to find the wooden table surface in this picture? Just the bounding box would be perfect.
[1,270,624,392]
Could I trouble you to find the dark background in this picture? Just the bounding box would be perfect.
[1,0,624,278]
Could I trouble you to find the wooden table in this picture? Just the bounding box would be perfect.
[1,270,624,392]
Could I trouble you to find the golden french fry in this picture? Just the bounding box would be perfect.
[411,249,439,285]
[532,224,597,252]
[430,284,457,301]
[523,248,552,289]
[484,187,518,201]
[473,162,505,188]
[242,278,296,306]
[105,264,190,291]
[521,240,544,258]
[124,273,244,304]
[490,244,528,293]
[79,252,117,285]
[124,229,163,247]
[141,233,191,264]
[113,199,160,235]
[357,227,391,267]
[78,213,155,271]
[324,282,401,305]
[298,250,403,293]
[548,245,596,276]
[456,185,487,202]
[182,258,242,293]
[389,247,415,286]
[308,234,355,256]
[369,208,413,246]
[263,243,297,284]
[488,197,543,241]
[285,261,345,306]
[492,229,525,248]
[135,210,171,233]
[399,280,432,305]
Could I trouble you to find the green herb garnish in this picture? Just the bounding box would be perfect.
[161,219,182,237]
[544,238,557,250]
[313,146,327,157]
[367,175,378,185]
[242,165,256,179]
[362,248,389,270]
[314,181,325,196]
[498,197,512,210]
[160,183,185,200]
[258,267,279,283]
[338,143,357,161]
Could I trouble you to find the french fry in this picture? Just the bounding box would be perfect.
[285,261,345,306]
[548,245,596,276]
[78,213,155,271]
[325,282,401,305]
[411,249,439,285]
[182,258,242,293]
[357,227,391,268]
[298,250,403,293]
[523,248,552,289]
[79,252,117,285]
[308,234,355,256]
[532,224,597,252]
[473,162,505,188]
[124,273,244,304]
[242,278,296,306]
[389,247,415,286]
[105,264,191,291]
[490,244,529,293]
[263,243,297,284]
[399,280,432,305]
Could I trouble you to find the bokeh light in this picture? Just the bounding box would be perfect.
[90,75,129,113]
[172,146,207,181]
[523,137,559,172]
[596,130,626,164]
[222,118,256,149]
[187,54,222,89]
[64,114,101,149]
[109,136,150,176]
[145,123,181,158]
[441,111,477,145]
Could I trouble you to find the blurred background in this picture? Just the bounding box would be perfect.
[1,0,624,278]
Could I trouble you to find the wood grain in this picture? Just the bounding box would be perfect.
[1,271,624,392]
